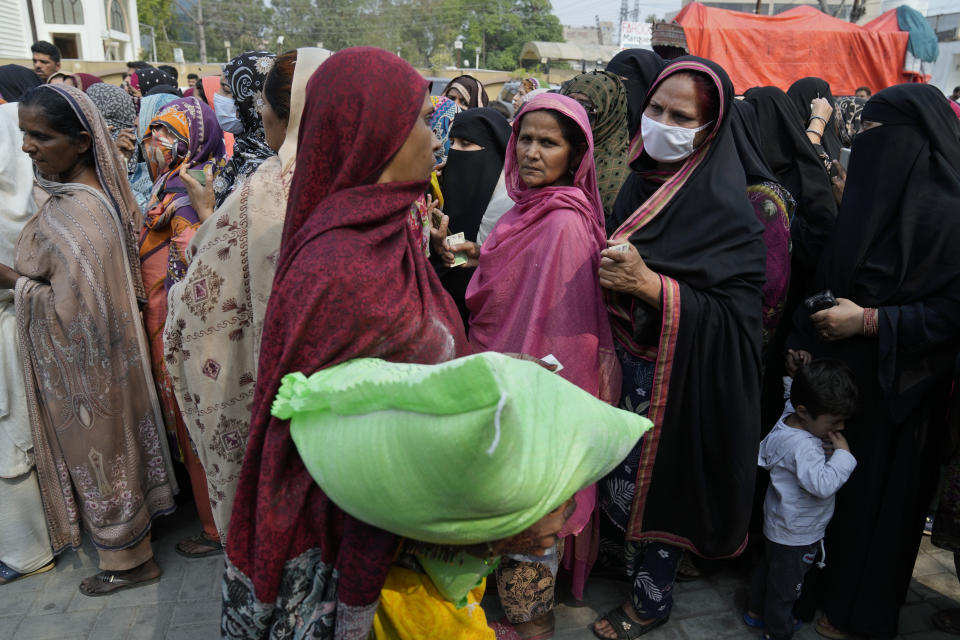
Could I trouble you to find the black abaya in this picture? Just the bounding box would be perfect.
[789,83,960,638]
[437,107,511,328]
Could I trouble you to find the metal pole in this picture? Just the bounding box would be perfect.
[150,25,158,62]
[197,0,207,63]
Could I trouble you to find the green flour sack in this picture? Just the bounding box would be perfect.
[273,351,651,545]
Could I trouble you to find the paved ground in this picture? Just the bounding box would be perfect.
[2,502,959,639]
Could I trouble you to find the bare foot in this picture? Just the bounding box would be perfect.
[78,558,161,596]
[514,611,555,639]
[593,600,657,639]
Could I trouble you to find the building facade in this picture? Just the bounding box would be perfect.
[0,0,140,61]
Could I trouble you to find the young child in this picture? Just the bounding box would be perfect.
[746,358,859,640]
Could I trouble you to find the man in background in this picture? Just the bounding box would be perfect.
[855,86,871,99]
[31,41,60,81]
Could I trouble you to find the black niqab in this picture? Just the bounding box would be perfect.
[815,83,960,419]
[787,76,842,161]
[438,107,511,330]
[787,83,960,638]
[744,86,837,273]
[605,49,664,138]
[730,100,776,185]
[442,108,510,241]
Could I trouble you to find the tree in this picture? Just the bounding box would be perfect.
[203,0,272,61]
[137,0,177,60]
[463,0,563,70]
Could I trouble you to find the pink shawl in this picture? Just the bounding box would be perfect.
[465,92,621,598]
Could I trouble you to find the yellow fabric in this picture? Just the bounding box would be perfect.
[430,172,443,208]
[372,566,493,640]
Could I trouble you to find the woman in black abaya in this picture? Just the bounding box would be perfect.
[787,77,843,164]
[605,49,664,140]
[788,83,960,639]
[434,107,511,328]
[593,57,765,638]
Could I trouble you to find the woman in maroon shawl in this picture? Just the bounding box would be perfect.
[222,47,471,638]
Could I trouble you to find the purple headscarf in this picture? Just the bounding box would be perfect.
[141,96,225,289]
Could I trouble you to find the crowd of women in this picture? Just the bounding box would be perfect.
[0,36,959,640]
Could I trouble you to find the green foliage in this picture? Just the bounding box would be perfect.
[463,0,563,70]
[203,0,273,61]
[168,0,563,67]
[137,0,177,60]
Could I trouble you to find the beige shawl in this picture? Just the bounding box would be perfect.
[163,48,330,539]
[14,85,176,553]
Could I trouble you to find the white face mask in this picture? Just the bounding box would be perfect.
[213,91,244,134]
[640,113,713,163]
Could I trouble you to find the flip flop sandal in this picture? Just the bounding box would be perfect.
[175,532,224,558]
[932,609,960,635]
[0,560,54,585]
[743,612,765,628]
[77,569,162,597]
[592,608,669,639]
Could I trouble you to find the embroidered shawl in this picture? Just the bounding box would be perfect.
[163,48,330,540]
[13,84,176,553]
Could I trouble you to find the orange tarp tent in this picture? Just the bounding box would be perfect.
[674,2,908,95]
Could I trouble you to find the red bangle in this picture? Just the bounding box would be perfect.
[863,307,878,337]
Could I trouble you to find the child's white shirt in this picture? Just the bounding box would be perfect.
[759,398,857,546]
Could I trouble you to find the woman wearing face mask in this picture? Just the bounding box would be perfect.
[212,51,276,208]
[139,96,226,560]
[593,57,765,639]
[126,92,179,212]
[164,48,331,541]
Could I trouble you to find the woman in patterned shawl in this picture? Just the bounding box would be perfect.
[125,92,179,213]
[212,51,276,207]
[139,96,225,558]
[561,70,630,220]
[1,84,177,595]
[86,82,141,188]
[163,48,331,541]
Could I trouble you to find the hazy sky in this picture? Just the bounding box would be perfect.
[552,0,684,26]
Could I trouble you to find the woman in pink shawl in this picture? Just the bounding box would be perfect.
[463,92,621,639]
